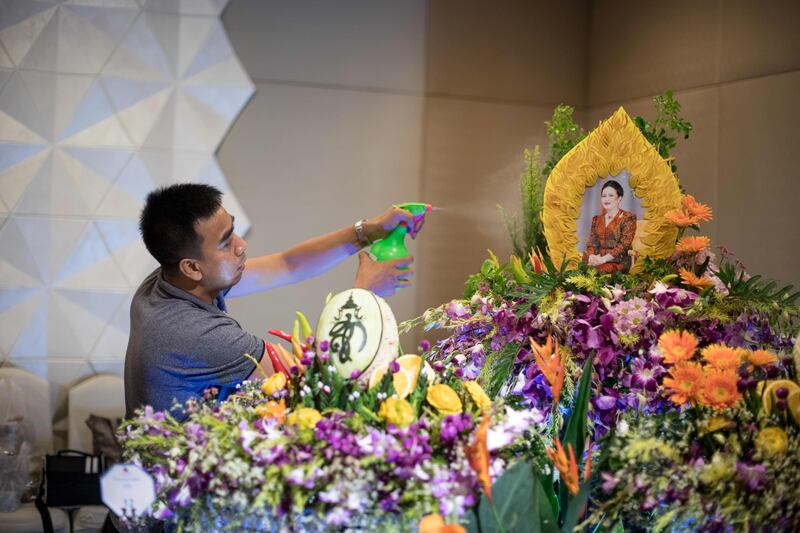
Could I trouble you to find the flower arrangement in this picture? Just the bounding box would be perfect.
[584,330,800,529]
[119,340,542,531]
[403,95,800,530]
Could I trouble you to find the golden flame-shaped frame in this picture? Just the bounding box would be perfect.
[542,107,682,273]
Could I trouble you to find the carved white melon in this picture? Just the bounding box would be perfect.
[315,289,399,380]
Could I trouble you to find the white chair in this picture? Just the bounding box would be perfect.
[0,367,70,533]
[67,374,125,533]
[0,368,53,455]
[67,374,125,453]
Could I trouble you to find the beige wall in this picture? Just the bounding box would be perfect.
[588,0,800,288]
[218,0,426,342]
[418,0,591,318]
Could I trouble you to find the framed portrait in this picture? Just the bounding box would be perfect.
[542,107,682,273]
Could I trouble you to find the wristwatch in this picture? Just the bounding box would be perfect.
[354,219,370,247]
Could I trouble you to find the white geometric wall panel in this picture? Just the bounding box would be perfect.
[0,0,254,417]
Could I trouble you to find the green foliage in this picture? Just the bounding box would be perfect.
[713,260,800,334]
[715,261,800,305]
[564,264,609,296]
[480,341,521,399]
[543,105,585,177]
[479,461,540,533]
[464,250,512,300]
[512,255,570,317]
[558,355,594,521]
[633,90,693,174]
[501,146,549,259]
[562,356,593,466]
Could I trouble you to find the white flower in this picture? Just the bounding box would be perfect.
[325,507,351,526]
[649,281,669,295]
[617,419,629,436]
[286,468,305,486]
[345,492,362,511]
[318,488,340,504]
[413,463,431,481]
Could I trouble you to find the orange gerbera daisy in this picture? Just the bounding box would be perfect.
[700,370,742,410]
[546,438,580,496]
[748,349,778,367]
[682,195,713,222]
[676,236,711,253]
[701,344,744,371]
[679,268,714,290]
[658,329,699,365]
[665,208,700,227]
[663,362,704,406]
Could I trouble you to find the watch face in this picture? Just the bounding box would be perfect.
[316,289,398,380]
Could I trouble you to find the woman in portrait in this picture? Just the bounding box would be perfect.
[584,179,637,273]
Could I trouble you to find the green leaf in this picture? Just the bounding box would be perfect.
[479,461,538,533]
[536,477,560,533]
[562,355,594,461]
[561,480,590,532]
[559,355,593,519]
[479,341,520,398]
[464,507,480,533]
[538,471,558,523]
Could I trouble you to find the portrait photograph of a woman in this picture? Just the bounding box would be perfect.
[576,172,644,274]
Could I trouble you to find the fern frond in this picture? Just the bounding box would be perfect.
[479,341,520,398]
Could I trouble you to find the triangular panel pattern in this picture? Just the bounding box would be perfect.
[0,2,253,404]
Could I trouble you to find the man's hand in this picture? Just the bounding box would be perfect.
[364,206,425,242]
[353,252,413,297]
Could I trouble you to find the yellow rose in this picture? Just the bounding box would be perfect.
[463,381,491,412]
[378,397,416,427]
[756,427,788,456]
[287,407,322,430]
[261,372,287,396]
[427,384,463,415]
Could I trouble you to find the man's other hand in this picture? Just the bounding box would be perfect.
[353,252,413,297]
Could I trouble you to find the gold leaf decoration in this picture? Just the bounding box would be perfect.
[542,107,682,273]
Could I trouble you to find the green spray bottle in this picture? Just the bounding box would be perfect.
[369,202,431,267]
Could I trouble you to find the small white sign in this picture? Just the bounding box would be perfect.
[101,464,155,518]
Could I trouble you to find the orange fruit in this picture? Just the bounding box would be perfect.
[761,379,800,414]
[368,354,434,399]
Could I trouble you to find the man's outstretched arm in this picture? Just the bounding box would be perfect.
[226,207,415,297]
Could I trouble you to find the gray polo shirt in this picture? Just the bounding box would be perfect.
[124,269,264,418]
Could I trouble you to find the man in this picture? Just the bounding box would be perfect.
[124,183,414,418]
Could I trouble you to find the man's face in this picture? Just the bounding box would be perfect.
[194,207,247,291]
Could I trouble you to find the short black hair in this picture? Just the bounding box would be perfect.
[139,183,223,270]
[601,179,624,198]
